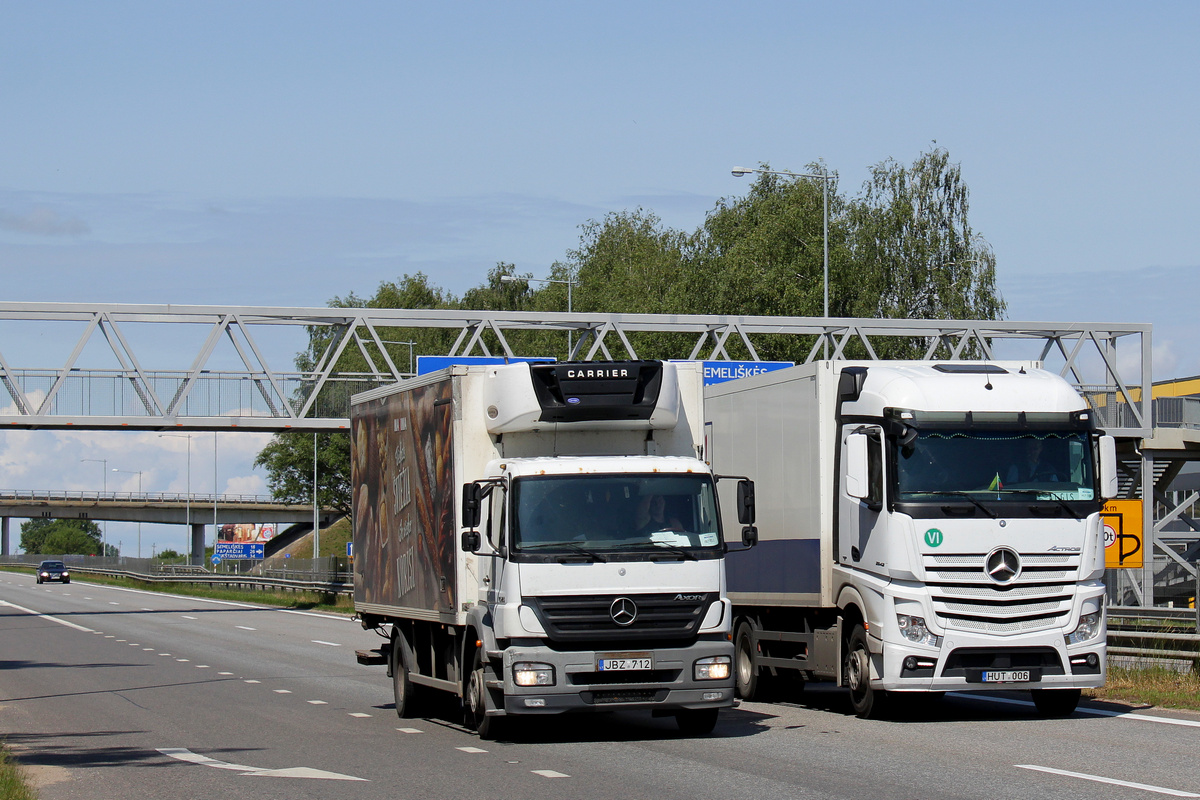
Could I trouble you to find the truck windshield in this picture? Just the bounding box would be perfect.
[894,430,1096,502]
[510,474,722,554]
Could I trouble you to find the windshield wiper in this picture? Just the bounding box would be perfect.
[919,491,998,519]
[519,541,608,562]
[623,542,699,560]
[983,489,1083,520]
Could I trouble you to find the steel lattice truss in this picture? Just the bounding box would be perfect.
[0,302,1151,434]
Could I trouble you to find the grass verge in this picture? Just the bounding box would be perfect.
[0,745,36,800]
[1085,664,1200,711]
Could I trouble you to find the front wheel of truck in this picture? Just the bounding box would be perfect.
[1031,688,1081,717]
[845,624,886,719]
[735,621,760,700]
[465,649,505,740]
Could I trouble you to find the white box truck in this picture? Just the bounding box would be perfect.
[353,360,754,737]
[705,360,1117,718]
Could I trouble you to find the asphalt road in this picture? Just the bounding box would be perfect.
[2,570,1199,800]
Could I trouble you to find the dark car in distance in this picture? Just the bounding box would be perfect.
[36,561,70,584]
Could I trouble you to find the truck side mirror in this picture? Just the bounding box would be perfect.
[1098,435,1118,500]
[461,482,483,529]
[844,432,870,500]
[736,479,756,525]
[741,525,758,547]
[461,530,482,553]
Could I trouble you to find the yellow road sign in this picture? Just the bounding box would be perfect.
[1102,499,1143,569]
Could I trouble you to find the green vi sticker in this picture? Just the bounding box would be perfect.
[924,528,944,548]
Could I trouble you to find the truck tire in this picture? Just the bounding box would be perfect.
[1031,688,1080,717]
[675,708,719,736]
[392,638,422,719]
[465,648,504,740]
[845,624,885,719]
[735,621,760,700]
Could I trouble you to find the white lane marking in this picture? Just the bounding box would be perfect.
[218,672,233,676]
[279,609,348,621]
[311,640,341,647]
[348,713,371,718]
[104,635,115,639]
[457,747,487,754]
[176,659,190,663]
[182,615,197,620]
[236,626,256,631]
[143,648,155,651]
[307,700,327,705]
[116,639,126,642]
[84,597,93,600]
[532,770,570,778]
[0,600,95,633]
[196,665,209,669]
[952,693,1200,729]
[158,653,171,657]
[1016,765,1200,797]
[108,601,119,605]
[396,728,423,734]
[245,680,261,684]
[274,690,292,694]
[157,748,367,781]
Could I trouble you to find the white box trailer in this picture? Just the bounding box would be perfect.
[353,361,753,737]
[706,360,1116,718]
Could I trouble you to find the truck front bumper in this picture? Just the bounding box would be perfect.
[497,641,735,716]
[873,629,1105,693]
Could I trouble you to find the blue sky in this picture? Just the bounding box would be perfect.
[1,2,1197,555]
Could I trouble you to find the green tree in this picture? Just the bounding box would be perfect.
[846,147,1005,356]
[253,431,351,514]
[20,518,102,556]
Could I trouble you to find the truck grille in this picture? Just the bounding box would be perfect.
[526,593,715,643]
[923,553,1077,635]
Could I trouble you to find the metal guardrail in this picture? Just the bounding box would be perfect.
[0,489,280,504]
[1,562,353,596]
[1108,606,1200,668]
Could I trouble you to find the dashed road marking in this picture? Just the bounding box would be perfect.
[182,615,197,620]
[457,747,487,754]
[396,728,423,734]
[348,713,371,718]
[312,640,341,647]
[274,689,292,694]
[236,626,256,631]
[308,700,327,705]
[157,748,367,781]
[1016,765,1200,797]
[954,693,1200,729]
[532,770,570,778]
[245,680,261,684]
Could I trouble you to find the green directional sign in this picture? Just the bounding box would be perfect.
[924,528,944,548]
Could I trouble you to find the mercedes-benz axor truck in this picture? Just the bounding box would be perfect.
[353,360,754,737]
[705,360,1116,718]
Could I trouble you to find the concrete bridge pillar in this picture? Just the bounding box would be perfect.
[2,517,9,556]
[191,523,206,565]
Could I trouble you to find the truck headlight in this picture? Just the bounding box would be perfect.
[1066,612,1101,645]
[513,662,555,687]
[694,656,731,681]
[897,614,941,647]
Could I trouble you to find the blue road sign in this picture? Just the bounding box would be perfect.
[347,541,353,558]
[671,360,794,385]
[214,542,265,560]
[416,355,555,375]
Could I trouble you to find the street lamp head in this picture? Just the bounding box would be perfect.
[500,275,519,283]
[731,167,754,177]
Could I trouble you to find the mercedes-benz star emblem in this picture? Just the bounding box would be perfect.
[985,547,1022,584]
[610,597,638,626]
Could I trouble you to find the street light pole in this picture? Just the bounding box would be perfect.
[159,434,192,562]
[732,164,832,319]
[112,468,142,558]
[80,458,107,556]
[501,272,578,358]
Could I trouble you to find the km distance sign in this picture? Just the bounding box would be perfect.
[1102,499,1143,569]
